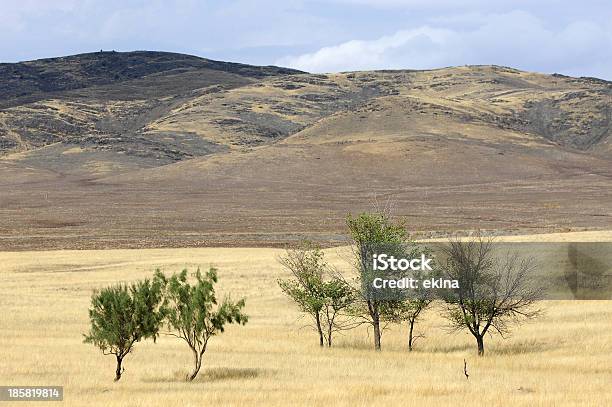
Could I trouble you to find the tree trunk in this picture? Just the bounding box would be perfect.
[315,313,324,347]
[408,318,415,351]
[327,323,333,347]
[373,314,382,351]
[114,355,123,382]
[476,335,485,356]
[188,350,203,381]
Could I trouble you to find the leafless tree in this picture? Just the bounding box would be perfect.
[441,236,543,356]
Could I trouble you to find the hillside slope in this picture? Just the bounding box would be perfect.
[0,51,303,164]
[0,52,611,249]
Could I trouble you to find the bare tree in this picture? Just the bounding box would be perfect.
[441,236,543,356]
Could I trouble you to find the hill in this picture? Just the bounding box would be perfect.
[0,52,611,249]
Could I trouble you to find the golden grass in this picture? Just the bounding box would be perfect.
[1,234,611,406]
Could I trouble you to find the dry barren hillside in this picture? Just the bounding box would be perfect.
[0,52,611,250]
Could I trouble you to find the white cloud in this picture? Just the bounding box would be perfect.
[276,27,456,72]
[1,1,611,80]
[276,10,612,79]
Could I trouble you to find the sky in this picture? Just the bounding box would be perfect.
[1,0,612,79]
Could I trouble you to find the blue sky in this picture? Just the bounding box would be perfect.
[2,0,612,79]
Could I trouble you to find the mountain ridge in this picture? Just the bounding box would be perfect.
[1,51,611,164]
[0,50,303,104]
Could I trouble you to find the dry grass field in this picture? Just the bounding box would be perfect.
[1,232,611,406]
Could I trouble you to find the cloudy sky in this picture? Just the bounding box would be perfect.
[2,0,612,79]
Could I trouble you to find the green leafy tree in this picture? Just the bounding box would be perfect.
[155,268,248,381]
[319,278,355,346]
[278,243,354,347]
[84,278,165,381]
[345,211,408,351]
[387,246,435,352]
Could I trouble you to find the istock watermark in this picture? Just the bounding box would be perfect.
[372,276,459,289]
[363,242,612,301]
[370,252,458,291]
[372,253,433,271]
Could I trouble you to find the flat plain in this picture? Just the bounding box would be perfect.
[1,232,611,406]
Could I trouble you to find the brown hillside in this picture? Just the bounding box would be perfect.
[1,53,611,250]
